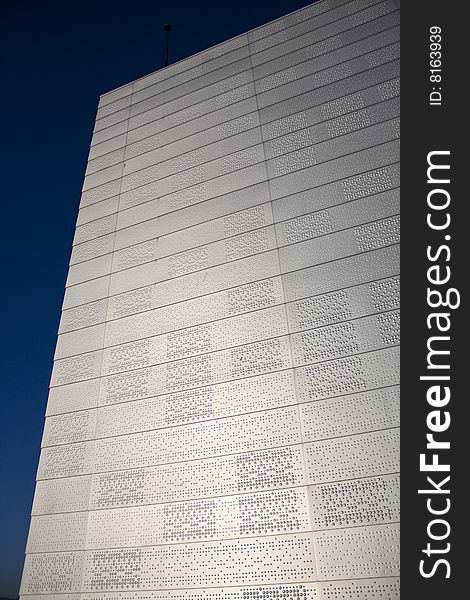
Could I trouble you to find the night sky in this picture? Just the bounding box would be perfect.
[0,0,313,595]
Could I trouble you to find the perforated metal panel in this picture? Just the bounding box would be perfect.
[22,1,400,596]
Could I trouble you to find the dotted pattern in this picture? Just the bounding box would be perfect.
[342,167,394,201]
[306,36,343,60]
[250,30,288,54]
[59,299,107,333]
[22,552,83,593]
[270,129,313,157]
[257,67,297,93]
[74,214,116,245]
[168,246,209,277]
[267,112,309,139]
[355,216,400,251]
[300,386,400,442]
[305,429,399,484]
[217,114,256,139]
[80,583,322,599]
[71,233,114,263]
[321,92,365,120]
[320,578,400,599]
[52,350,102,386]
[32,475,92,515]
[378,78,400,101]
[86,446,306,508]
[220,147,260,173]
[169,183,207,211]
[81,535,316,589]
[367,43,400,69]
[273,148,317,177]
[296,347,400,402]
[23,2,400,594]
[96,370,296,440]
[315,524,400,579]
[311,63,353,89]
[309,473,400,530]
[115,240,158,271]
[349,1,393,27]
[43,410,95,446]
[282,210,332,244]
[80,488,312,550]
[224,229,269,261]
[369,276,400,312]
[326,109,371,137]
[215,84,252,110]
[228,279,278,314]
[224,206,267,236]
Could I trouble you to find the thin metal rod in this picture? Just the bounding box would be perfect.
[163,24,172,67]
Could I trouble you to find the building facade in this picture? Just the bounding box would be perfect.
[21,0,400,597]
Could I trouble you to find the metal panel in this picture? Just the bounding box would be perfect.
[97,337,293,406]
[45,378,100,416]
[256,36,400,109]
[309,473,400,530]
[85,147,125,176]
[42,409,97,447]
[70,232,115,263]
[82,487,312,549]
[76,195,119,227]
[104,276,285,346]
[58,298,108,334]
[95,370,296,440]
[287,274,400,332]
[252,1,397,68]
[88,445,306,508]
[88,132,127,160]
[270,139,399,200]
[260,61,399,126]
[32,475,92,515]
[26,512,88,552]
[273,164,400,223]
[98,304,288,374]
[128,72,255,137]
[319,578,400,599]
[73,213,117,246]
[314,524,400,579]
[66,254,113,286]
[50,349,103,386]
[116,180,271,243]
[295,346,400,402]
[22,1,400,593]
[122,115,262,178]
[130,56,253,119]
[253,13,399,84]
[291,310,400,366]
[132,34,249,95]
[109,225,277,296]
[90,118,128,146]
[283,245,400,303]
[93,405,300,472]
[125,96,259,165]
[80,534,316,590]
[79,584,321,600]
[106,250,281,318]
[62,275,110,309]
[300,386,400,440]
[304,429,400,483]
[20,552,84,594]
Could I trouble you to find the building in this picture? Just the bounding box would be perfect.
[20,0,400,597]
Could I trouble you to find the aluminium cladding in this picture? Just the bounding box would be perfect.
[21,0,400,598]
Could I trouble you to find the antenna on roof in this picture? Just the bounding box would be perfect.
[163,24,172,67]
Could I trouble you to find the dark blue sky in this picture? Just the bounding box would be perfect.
[0,0,312,595]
